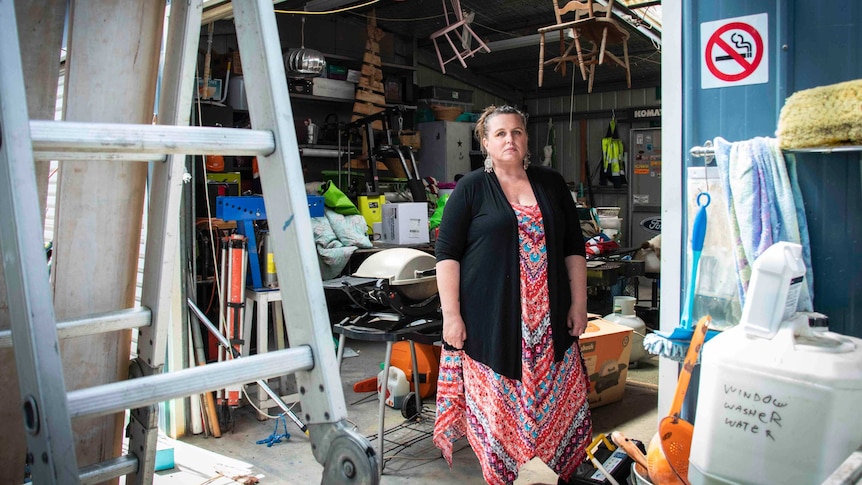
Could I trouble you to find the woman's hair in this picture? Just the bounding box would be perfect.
[474,105,528,156]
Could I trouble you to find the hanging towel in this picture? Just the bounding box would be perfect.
[713,136,814,312]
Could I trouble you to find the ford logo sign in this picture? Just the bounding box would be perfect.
[639,216,661,233]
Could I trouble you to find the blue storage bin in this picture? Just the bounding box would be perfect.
[307,195,325,217]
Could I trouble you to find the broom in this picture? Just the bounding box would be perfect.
[644,192,719,360]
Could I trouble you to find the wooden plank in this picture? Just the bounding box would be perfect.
[355,89,386,105]
[360,63,384,80]
[352,101,385,116]
[357,77,384,93]
[363,51,381,65]
[342,159,388,171]
[53,0,165,473]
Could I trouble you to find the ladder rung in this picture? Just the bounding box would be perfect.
[29,120,275,158]
[33,152,167,162]
[0,307,151,349]
[66,346,313,419]
[79,455,138,485]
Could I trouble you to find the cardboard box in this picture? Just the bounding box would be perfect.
[578,316,633,409]
[312,77,355,100]
[381,202,429,245]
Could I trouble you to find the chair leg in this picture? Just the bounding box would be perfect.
[443,33,468,69]
[432,37,447,74]
[463,24,490,54]
[599,28,609,65]
[623,40,631,88]
[574,33,587,80]
[538,32,545,86]
[588,63,596,93]
[558,32,567,78]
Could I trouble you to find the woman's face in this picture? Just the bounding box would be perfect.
[483,113,527,167]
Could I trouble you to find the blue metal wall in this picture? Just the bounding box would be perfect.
[682,0,862,337]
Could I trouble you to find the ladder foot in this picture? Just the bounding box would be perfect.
[311,421,379,485]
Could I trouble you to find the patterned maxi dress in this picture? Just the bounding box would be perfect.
[434,203,593,485]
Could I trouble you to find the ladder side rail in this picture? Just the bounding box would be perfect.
[127,1,205,484]
[30,120,275,157]
[0,307,151,349]
[232,0,349,428]
[0,1,80,482]
[232,8,379,480]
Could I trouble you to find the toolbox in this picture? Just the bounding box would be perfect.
[569,434,645,485]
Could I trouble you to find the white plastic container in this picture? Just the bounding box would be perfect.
[739,241,806,339]
[598,215,622,229]
[603,296,647,363]
[377,366,410,409]
[689,313,862,485]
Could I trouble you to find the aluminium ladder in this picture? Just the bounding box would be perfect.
[0,1,377,484]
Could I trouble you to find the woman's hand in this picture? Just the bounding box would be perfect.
[564,255,588,337]
[567,304,588,337]
[442,314,467,349]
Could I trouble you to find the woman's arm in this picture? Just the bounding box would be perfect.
[436,259,467,349]
[565,254,588,336]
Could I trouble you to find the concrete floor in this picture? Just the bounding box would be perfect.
[156,341,659,485]
[154,279,660,484]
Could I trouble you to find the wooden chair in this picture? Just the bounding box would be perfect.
[538,0,631,92]
[429,0,490,74]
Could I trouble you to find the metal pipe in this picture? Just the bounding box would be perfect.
[187,297,309,434]
[300,147,351,158]
[66,345,313,419]
[689,145,715,158]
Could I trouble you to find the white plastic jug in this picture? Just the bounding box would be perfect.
[377,366,410,409]
[689,313,862,485]
[739,241,806,339]
[604,296,647,363]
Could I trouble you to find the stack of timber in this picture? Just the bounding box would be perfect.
[352,14,386,131]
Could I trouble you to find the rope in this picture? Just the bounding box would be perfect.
[256,414,291,447]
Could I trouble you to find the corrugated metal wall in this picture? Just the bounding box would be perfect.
[680,0,862,337]
[416,64,661,189]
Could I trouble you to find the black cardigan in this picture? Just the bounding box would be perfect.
[435,165,585,380]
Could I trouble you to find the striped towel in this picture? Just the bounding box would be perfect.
[713,136,814,311]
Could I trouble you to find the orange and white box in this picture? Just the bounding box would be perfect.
[579,316,633,409]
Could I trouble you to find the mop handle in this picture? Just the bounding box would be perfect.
[680,193,710,330]
[691,192,710,251]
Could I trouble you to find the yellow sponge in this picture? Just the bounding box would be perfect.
[776,79,862,149]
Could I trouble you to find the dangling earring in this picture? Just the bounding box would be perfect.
[484,156,494,173]
[522,152,531,170]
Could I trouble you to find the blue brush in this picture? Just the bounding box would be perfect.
[645,192,719,359]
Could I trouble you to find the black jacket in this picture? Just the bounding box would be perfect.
[435,164,585,380]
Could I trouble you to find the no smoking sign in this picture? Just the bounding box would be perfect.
[701,13,768,89]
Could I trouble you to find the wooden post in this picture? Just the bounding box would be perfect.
[51,0,166,476]
[0,1,66,482]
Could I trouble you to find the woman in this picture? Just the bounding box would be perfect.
[433,105,592,485]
